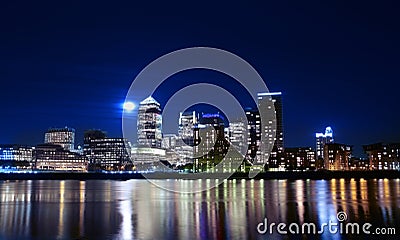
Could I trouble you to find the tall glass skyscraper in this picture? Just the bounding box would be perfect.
[257,92,284,169]
[178,111,197,146]
[225,121,247,155]
[137,96,162,148]
[245,109,261,163]
[193,113,229,172]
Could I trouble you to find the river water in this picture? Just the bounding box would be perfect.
[0,179,399,239]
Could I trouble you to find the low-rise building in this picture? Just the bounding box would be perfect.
[349,157,369,170]
[44,127,75,151]
[284,147,316,170]
[363,143,400,170]
[131,147,166,171]
[324,143,352,170]
[84,130,132,171]
[0,145,34,169]
[34,144,87,171]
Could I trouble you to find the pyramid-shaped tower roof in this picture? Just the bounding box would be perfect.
[139,96,160,105]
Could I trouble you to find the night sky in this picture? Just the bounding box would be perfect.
[1,1,399,156]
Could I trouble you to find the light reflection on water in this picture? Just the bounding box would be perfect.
[0,179,399,240]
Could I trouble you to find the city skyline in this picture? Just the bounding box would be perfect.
[1,1,400,156]
[0,95,399,158]
[1,111,399,171]
[1,2,399,240]
[1,93,398,164]
[1,91,398,159]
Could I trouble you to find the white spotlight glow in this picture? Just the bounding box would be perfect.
[123,102,135,112]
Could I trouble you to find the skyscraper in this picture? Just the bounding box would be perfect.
[137,96,162,148]
[44,127,75,151]
[178,111,197,146]
[245,109,261,163]
[316,126,334,159]
[257,92,284,170]
[193,113,229,172]
[225,120,247,155]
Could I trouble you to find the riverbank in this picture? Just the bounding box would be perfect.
[0,170,399,180]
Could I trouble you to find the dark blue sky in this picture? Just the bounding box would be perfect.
[1,0,399,156]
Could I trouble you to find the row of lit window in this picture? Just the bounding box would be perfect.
[37,159,86,163]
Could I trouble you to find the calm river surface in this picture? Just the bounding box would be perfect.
[0,179,399,240]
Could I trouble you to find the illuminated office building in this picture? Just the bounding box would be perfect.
[174,145,194,165]
[162,134,177,150]
[34,144,88,171]
[161,134,179,164]
[363,143,400,170]
[161,133,194,165]
[257,92,284,170]
[245,109,261,163]
[0,145,34,169]
[84,130,132,171]
[178,111,197,146]
[177,111,198,164]
[316,126,334,159]
[44,127,75,151]
[133,96,163,170]
[131,147,166,170]
[193,113,229,172]
[225,121,247,155]
[225,118,251,172]
[137,96,162,148]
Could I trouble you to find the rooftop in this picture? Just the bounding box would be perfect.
[139,96,160,105]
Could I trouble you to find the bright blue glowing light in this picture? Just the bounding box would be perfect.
[315,126,333,138]
[202,113,224,120]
